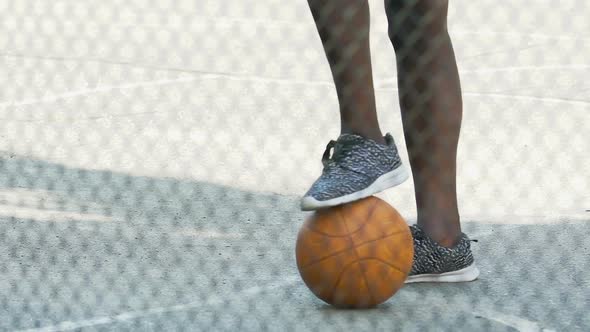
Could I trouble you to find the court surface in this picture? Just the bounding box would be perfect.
[0,0,589,330]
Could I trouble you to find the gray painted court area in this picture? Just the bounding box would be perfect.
[0,0,589,331]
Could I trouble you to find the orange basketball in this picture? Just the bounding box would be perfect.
[296,196,413,308]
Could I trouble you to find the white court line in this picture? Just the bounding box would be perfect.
[0,76,587,111]
[0,205,114,223]
[112,19,590,41]
[1,65,588,109]
[461,91,590,106]
[452,30,590,42]
[19,276,300,332]
[401,287,556,331]
[461,64,590,74]
[0,75,332,109]
[375,64,590,86]
[473,309,557,332]
[192,64,590,88]
[0,52,250,77]
[171,229,244,239]
[375,88,590,106]
[0,77,198,109]
[171,63,590,87]
[189,74,334,86]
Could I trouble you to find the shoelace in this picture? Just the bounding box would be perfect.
[321,139,358,167]
[321,140,337,168]
[321,139,378,181]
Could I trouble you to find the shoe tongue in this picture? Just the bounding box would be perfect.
[333,134,363,157]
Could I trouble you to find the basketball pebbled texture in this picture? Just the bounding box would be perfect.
[296,196,413,308]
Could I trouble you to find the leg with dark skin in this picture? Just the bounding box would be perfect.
[307,0,385,144]
[385,0,463,247]
[307,0,463,247]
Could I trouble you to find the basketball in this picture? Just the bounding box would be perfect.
[296,196,413,308]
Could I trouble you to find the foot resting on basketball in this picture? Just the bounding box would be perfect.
[406,224,480,283]
[300,133,409,211]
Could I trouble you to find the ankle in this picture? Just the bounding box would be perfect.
[416,222,461,248]
[340,128,385,144]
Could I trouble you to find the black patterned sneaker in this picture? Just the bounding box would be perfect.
[405,224,480,283]
[300,133,408,211]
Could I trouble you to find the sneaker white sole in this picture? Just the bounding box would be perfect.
[300,165,409,211]
[405,264,480,283]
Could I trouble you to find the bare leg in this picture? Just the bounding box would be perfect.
[385,0,463,247]
[307,0,384,143]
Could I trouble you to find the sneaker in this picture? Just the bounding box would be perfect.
[300,133,408,211]
[405,224,480,283]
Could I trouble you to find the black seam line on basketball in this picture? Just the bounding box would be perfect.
[299,229,410,270]
[304,199,384,239]
[324,209,370,305]
[304,217,401,238]
[365,197,380,229]
[340,208,375,306]
[356,257,408,276]
[324,256,408,301]
[327,257,408,279]
[327,257,359,304]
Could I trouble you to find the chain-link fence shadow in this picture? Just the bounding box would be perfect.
[0,0,589,330]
